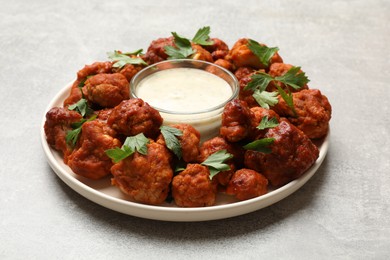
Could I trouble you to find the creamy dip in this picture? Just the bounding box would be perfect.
[135,68,233,113]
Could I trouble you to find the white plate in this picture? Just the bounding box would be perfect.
[41,82,329,222]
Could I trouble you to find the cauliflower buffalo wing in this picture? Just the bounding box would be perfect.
[272,89,332,139]
[110,141,173,205]
[172,164,217,207]
[245,120,319,187]
[67,119,121,180]
[107,98,163,138]
[226,169,268,201]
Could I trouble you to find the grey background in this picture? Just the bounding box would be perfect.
[1,0,389,259]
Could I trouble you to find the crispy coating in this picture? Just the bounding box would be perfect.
[63,82,84,108]
[144,36,214,64]
[226,38,283,70]
[214,59,234,71]
[202,38,230,60]
[226,169,268,201]
[172,164,217,207]
[249,106,280,139]
[67,120,121,180]
[113,63,144,82]
[110,141,173,205]
[272,89,332,139]
[44,107,83,162]
[234,66,256,82]
[235,67,259,107]
[64,61,113,107]
[96,108,113,122]
[77,61,113,80]
[191,44,213,62]
[144,37,175,64]
[267,63,309,92]
[107,98,163,138]
[157,124,201,163]
[199,137,239,186]
[220,99,256,142]
[84,73,129,108]
[244,120,319,187]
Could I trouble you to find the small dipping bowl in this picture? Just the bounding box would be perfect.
[130,59,239,141]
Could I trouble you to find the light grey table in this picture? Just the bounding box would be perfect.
[1,0,389,259]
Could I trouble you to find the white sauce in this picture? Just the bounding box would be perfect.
[136,68,232,113]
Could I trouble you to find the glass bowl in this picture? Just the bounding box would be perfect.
[130,59,239,141]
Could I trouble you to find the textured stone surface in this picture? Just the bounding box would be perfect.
[1,0,389,258]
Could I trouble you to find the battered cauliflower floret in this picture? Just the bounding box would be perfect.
[244,120,319,187]
[84,73,129,108]
[113,63,144,82]
[64,61,113,107]
[67,119,121,180]
[267,63,309,92]
[144,37,175,64]
[234,67,259,107]
[198,137,238,186]
[272,89,332,139]
[44,107,83,162]
[172,164,217,207]
[107,98,163,139]
[226,169,268,201]
[226,38,283,70]
[202,38,230,60]
[214,58,234,71]
[220,99,256,142]
[157,124,201,163]
[191,44,213,62]
[111,141,173,205]
[249,106,280,140]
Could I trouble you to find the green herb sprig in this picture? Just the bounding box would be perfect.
[108,50,147,69]
[252,89,279,109]
[68,75,95,117]
[160,126,183,159]
[164,26,214,59]
[105,133,150,163]
[68,98,93,117]
[244,66,309,114]
[192,26,214,46]
[65,114,97,147]
[164,32,195,59]
[201,150,233,180]
[247,39,279,68]
[243,138,275,154]
[257,116,279,130]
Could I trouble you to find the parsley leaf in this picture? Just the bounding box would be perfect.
[164,32,195,59]
[275,66,309,90]
[68,98,93,117]
[123,133,149,155]
[243,138,275,153]
[160,126,183,159]
[252,89,279,109]
[192,26,214,46]
[105,133,150,163]
[201,150,233,180]
[65,114,97,147]
[247,39,279,68]
[276,85,297,116]
[257,116,279,130]
[105,145,134,163]
[244,72,274,92]
[65,127,82,148]
[107,50,147,69]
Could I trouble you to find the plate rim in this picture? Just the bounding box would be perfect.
[41,82,329,222]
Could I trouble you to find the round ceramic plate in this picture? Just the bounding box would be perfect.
[41,82,329,222]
